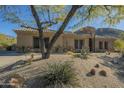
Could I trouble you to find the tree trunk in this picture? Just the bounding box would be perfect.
[30,5,82,59]
[30,5,46,59]
[46,5,82,58]
[38,31,46,59]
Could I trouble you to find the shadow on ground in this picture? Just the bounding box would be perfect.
[98,55,124,83]
[98,56,116,69]
[0,50,24,56]
[0,60,29,73]
[0,57,42,74]
[25,75,45,88]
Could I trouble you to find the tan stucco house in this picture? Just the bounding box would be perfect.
[14,26,116,53]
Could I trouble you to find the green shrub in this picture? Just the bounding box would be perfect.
[6,46,12,51]
[0,42,8,47]
[65,51,74,55]
[73,48,89,59]
[81,48,89,59]
[37,62,80,88]
[73,53,83,59]
[114,39,124,57]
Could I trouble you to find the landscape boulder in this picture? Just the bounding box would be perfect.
[3,73,25,88]
[95,64,99,68]
[99,70,107,77]
[90,69,96,75]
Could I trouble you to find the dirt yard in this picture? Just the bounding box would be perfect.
[0,52,124,88]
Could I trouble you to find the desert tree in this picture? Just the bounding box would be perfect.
[1,5,124,59]
[114,32,124,57]
[30,5,82,59]
[0,5,83,59]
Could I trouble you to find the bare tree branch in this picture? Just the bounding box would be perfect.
[68,5,94,30]
[21,21,57,30]
[104,5,112,19]
[21,25,38,30]
[47,5,83,53]
[103,5,114,24]
[47,9,51,22]
[41,20,57,25]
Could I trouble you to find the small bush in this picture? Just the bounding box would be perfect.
[73,53,83,59]
[6,46,12,51]
[95,64,100,68]
[0,42,8,47]
[26,54,34,65]
[73,48,89,59]
[31,54,34,59]
[81,48,89,59]
[34,62,80,88]
[66,51,74,55]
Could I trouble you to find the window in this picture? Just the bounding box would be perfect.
[33,37,49,49]
[74,40,84,49]
[99,41,103,49]
[79,40,83,49]
[33,37,39,48]
[74,40,78,49]
[104,41,108,50]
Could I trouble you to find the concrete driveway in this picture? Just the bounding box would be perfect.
[0,51,42,68]
[0,51,25,67]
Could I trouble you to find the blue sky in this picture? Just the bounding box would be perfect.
[0,21,19,37]
[0,5,124,37]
